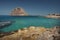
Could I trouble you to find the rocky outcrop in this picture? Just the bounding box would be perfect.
[0,26,60,40]
[10,7,28,16]
[0,21,14,29]
[52,26,60,40]
[46,14,60,18]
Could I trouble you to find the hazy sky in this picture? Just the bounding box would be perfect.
[0,0,60,15]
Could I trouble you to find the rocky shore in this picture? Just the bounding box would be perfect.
[46,16,60,19]
[0,26,60,40]
[46,14,60,19]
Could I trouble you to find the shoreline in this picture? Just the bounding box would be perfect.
[0,26,60,40]
[45,16,60,19]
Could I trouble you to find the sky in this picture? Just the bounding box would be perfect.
[0,0,60,16]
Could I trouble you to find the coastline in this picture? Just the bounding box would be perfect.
[45,16,60,19]
[0,26,60,40]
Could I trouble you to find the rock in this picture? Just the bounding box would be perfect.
[0,26,60,40]
[53,35,60,40]
[11,7,28,16]
[0,21,14,29]
[56,26,60,34]
[51,26,60,40]
[0,30,18,38]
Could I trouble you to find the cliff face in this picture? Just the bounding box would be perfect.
[11,8,28,16]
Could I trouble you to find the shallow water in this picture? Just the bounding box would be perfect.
[0,16,60,32]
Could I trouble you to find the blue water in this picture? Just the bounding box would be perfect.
[0,16,60,32]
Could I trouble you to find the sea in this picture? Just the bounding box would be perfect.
[0,15,60,32]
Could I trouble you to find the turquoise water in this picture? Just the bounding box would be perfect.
[0,16,60,32]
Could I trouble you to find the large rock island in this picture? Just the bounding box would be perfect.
[10,7,28,16]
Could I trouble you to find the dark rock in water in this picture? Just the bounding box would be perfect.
[0,33,4,37]
[0,30,18,38]
[0,21,14,29]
